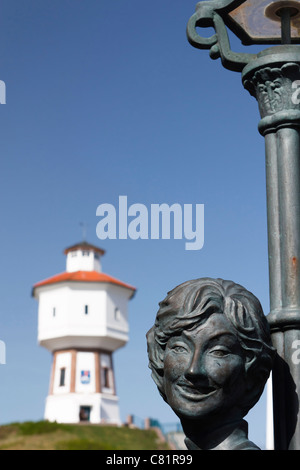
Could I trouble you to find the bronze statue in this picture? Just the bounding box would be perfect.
[147,278,275,450]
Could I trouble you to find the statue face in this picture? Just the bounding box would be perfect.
[163,313,247,421]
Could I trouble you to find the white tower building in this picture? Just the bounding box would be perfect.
[32,241,136,425]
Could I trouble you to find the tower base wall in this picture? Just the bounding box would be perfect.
[44,393,121,425]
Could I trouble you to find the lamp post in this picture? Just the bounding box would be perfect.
[187,0,300,450]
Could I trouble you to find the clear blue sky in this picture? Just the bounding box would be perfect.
[0,0,272,448]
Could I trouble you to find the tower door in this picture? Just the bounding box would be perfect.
[79,406,91,422]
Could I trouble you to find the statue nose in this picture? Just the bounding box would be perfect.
[184,348,206,382]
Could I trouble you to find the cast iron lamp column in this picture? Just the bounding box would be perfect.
[243,50,300,450]
[187,0,300,450]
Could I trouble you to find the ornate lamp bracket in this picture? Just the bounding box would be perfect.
[187,0,257,72]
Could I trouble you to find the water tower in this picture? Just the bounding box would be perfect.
[32,241,136,424]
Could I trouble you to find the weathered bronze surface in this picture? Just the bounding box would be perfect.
[147,278,275,450]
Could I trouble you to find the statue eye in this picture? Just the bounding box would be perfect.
[171,344,188,354]
[209,348,230,357]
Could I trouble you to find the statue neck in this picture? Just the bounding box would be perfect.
[182,417,260,450]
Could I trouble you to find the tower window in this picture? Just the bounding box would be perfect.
[103,367,110,388]
[101,354,113,392]
[59,368,66,387]
[53,307,56,317]
[114,307,121,321]
[82,250,90,256]
[84,305,89,315]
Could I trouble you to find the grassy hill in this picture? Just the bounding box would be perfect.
[0,421,171,450]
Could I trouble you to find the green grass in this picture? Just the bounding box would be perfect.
[16,420,72,435]
[0,421,170,450]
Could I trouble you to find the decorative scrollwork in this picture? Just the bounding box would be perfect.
[187,0,257,72]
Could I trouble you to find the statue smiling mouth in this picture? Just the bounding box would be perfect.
[175,381,217,400]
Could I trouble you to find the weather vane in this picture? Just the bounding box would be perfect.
[79,222,88,242]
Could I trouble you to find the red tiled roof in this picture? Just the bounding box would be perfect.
[33,270,136,294]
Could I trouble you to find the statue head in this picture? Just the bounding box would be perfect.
[146,278,275,429]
